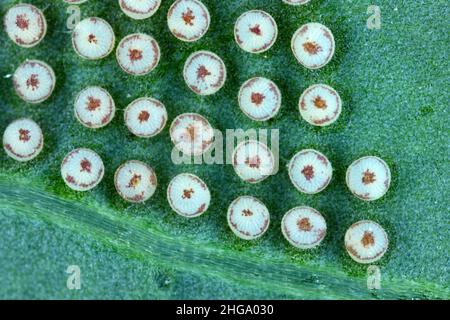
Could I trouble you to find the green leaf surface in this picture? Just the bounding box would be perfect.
[0,0,449,299]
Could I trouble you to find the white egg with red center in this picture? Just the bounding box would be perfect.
[61,148,104,192]
[167,173,210,218]
[3,118,43,162]
[281,206,327,249]
[183,50,226,95]
[346,156,391,201]
[299,84,342,126]
[13,60,55,104]
[288,149,332,194]
[167,0,210,42]
[119,0,161,20]
[227,196,270,240]
[232,140,275,184]
[170,113,214,156]
[74,86,115,129]
[234,10,277,54]
[72,17,115,60]
[282,0,310,5]
[4,4,47,48]
[125,97,167,138]
[291,22,335,69]
[116,33,160,76]
[238,77,281,121]
[114,160,157,203]
[345,220,389,264]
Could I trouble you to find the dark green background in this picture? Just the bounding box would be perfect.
[0,0,448,299]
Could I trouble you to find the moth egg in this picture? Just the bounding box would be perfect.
[64,0,88,4]
[227,196,270,240]
[282,0,310,5]
[291,22,335,69]
[346,156,391,201]
[116,33,160,76]
[72,17,115,60]
[238,77,281,121]
[4,3,47,48]
[167,0,210,42]
[74,86,116,129]
[167,173,210,218]
[124,97,167,138]
[183,50,226,95]
[61,148,104,192]
[114,160,157,203]
[170,113,214,156]
[299,84,342,126]
[234,10,277,54]
[345,220,389,264]
[281,206,326,249]
[3,118,43,162]
[288,149,332,194]
[232,140,275,184]
[13,60,55,104]
[119,0,161,20]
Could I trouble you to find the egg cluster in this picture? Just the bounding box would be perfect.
[2,1,393,265]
